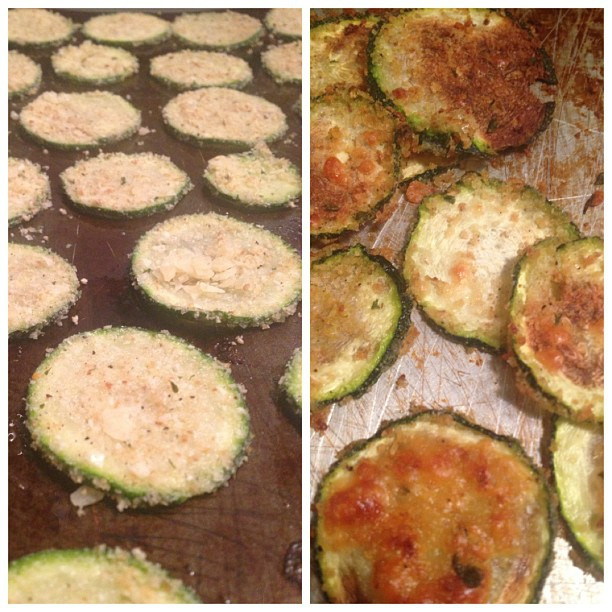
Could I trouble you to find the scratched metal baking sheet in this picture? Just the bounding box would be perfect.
[8,8,302,603]
[309,9,603,604]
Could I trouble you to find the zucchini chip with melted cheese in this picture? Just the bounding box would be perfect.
[509,237,603,423]
[315,411,553,603]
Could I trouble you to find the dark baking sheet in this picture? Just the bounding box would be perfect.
[8,9,302,604]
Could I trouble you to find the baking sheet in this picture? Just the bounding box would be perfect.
[309,8,603,604]
[8,8,302,604]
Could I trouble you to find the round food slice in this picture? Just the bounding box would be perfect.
[262,40,302,84]
[403,173,579,351]
[150,49,253,90]
[8,51,41,99]
[509,237,603,422]
[552,418,603,570]
[26,327,250,509]
[8,8,75,47]
[51,41,138,85]
[369,9,556,154]
[82,12,171,47]
[163,87,287,148]
[60,152,192,219]
[310,15,380,98]
[265,8,302,38]
[9,547,200,603]
[9,243,80,338]
[19,91,141,150]
[131,213,301,328]
[203,143,301,209]
[172,11,262,50]
[311,245,409,408]
[311,92,397,236]
[280,348,302,415]
[315,410,554,603]
[8,157,51,226]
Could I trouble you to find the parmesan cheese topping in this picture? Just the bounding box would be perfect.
[262,40,302,83]
[8,8,75,46]
[82,12,171,46]
[8,51,42,98]
[265,8,302,38]
[172,11,262,48]
[8,157,51,225]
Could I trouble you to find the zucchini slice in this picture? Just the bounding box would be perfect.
[172,11,263,50]
[8,157,51,226]
[310,15,380,98]
[131,213,301,328]
[9,547,200,603]
[509,237,603,422]
[19,91,141,150]
[311,92,397,237]
[51,41,139,85]
[203,143,301,209]
[314,410,553,603]
[60,152,192,219]
[280,348,302,415]
[8,8,75,48]
[150,50,253,91]
[403,173,579,350]
[163,87,287,148]
[262,40,302,84]
[26,327,251,509]
[552,418,603,571]
[9,243,80,338]
[369,9,556,154]
[265,8,302,39]
[311,245,408,407]
[82,12,171,47]
[8,51,41,99]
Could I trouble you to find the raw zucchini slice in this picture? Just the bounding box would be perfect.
[315,410,553,603]
[8,157,51,226]
[60,152,192,219]
[509,237,603,422]
[403,173,579,350]
[203,143,301,209]
[163,87,287,148]
[552,418,603,570]
[310,15,380,98]
[51,41,138,85]
[150,50,253,91]
[172,11,263,50]
[131,213,301,328]
[26,327,250,509]
[82,12,171,47]
[311,92,397,236]
[369,9,556,154]
[19,91,141,150]
[8,51,41,99]
[262,41,302,84]
[9,243,80,338]
[280,348,302,415]
[265,8,302,39]
[8,8,75,48]
[9,547,200,603]
[311,245,408,407]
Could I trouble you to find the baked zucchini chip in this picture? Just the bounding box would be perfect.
[8,8,75,48]
[19,91,141,150]
[51,41,138,85]
[315,410,553,603]
[82,12,171,47]
[26,327,250,509]
[552,418,603,571]
[131,213,301,328]
[369,9,556,154]
[509,237,603,422]
[9,547,200,603]
[403,173,578,350]
[8,157,51,226]
[163,88,287,148]
[310,15,380,98]
[311,92,397,237]
[262,40,302,84]
[280,348,302,416]
[265,8,302,39]
[9,244,80,338]
[60,152,192,219]
[311,245,409,407]
[8,51,41,99]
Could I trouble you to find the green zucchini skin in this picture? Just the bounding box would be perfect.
[310,244,411,408]
[280,348,302,418]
